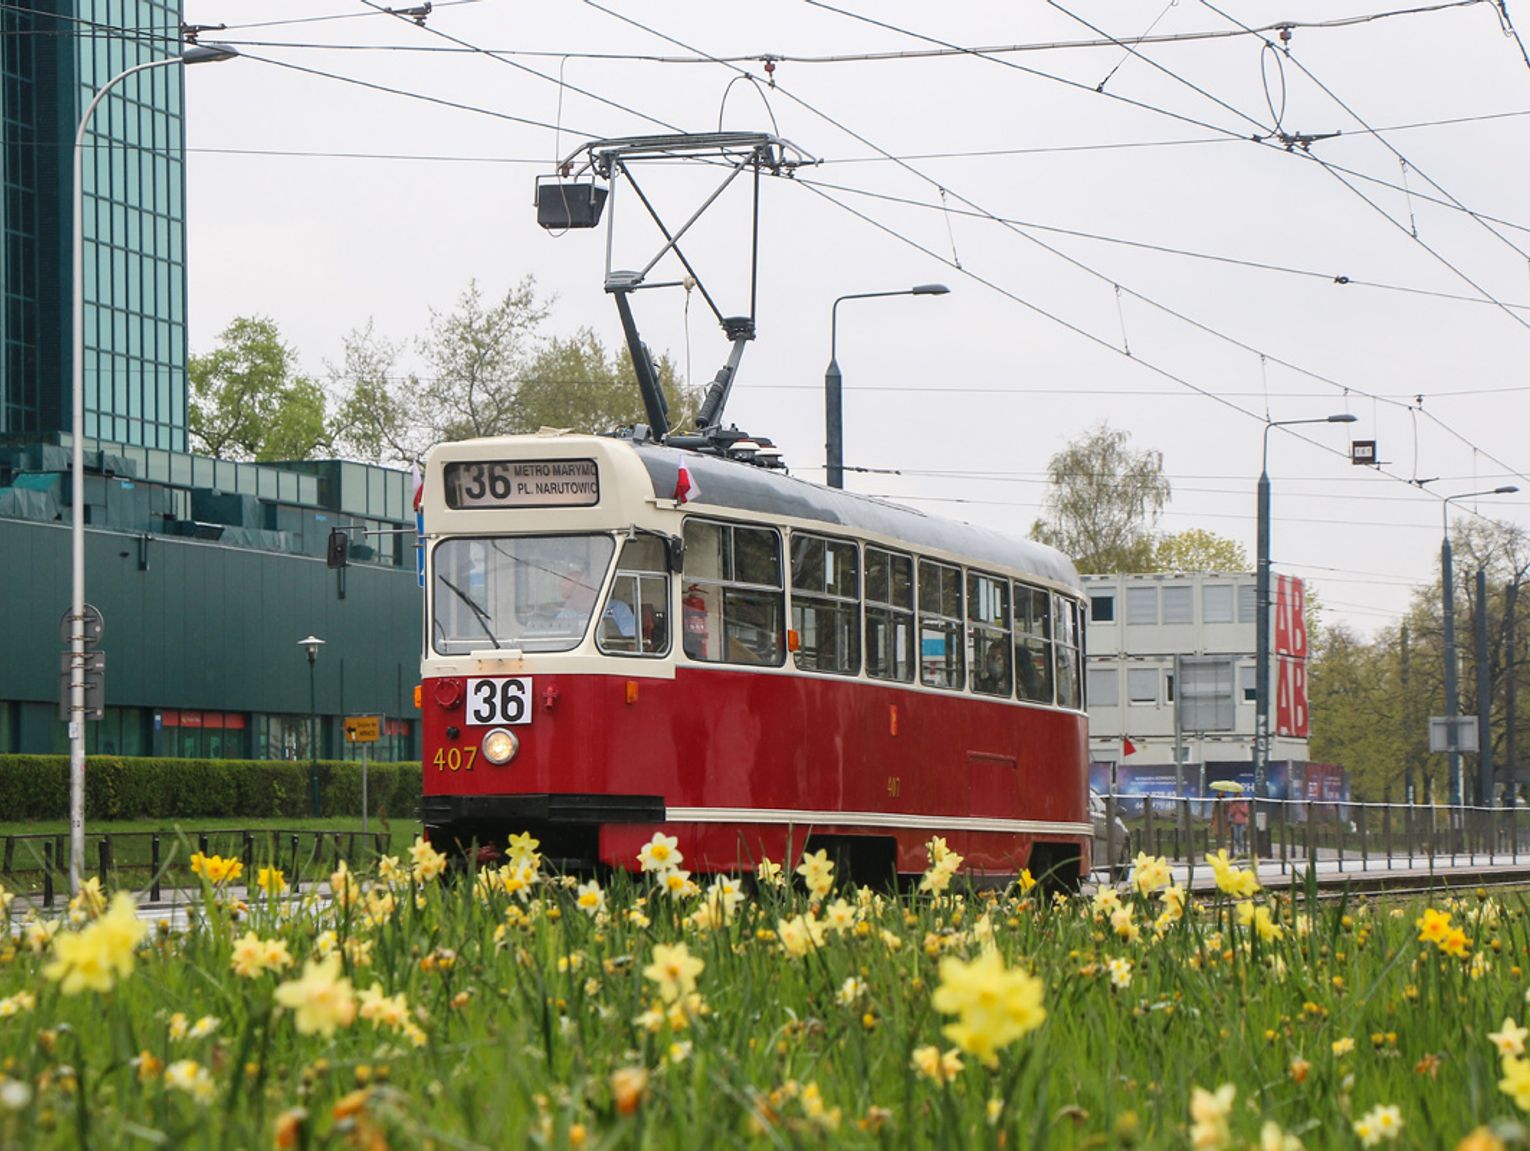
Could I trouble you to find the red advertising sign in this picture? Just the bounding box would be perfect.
[1274,575,1307,659]
[1275,656,1309,738]
[1274,575,1309,737]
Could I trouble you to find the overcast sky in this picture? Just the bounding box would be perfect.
[179,0,1530,638]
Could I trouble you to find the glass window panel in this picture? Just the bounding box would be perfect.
[1126,586,1158,625]
[1128,667,1159,704]
[1089,593,1115,622]
[1237,584,1257,623]
[1162,585,1193,625]
[1203,584,1234,624]
[1086,667,1118,707]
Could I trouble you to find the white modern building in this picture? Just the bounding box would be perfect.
[1083,572,1321,800]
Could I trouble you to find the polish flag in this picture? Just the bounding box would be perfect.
[1122,737,1137,757]
[411,461,423,512]
[674,464,700,505]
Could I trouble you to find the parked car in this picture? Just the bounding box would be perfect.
[1089,789,1132,877]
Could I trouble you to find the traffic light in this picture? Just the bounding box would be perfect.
[326,527,350,569]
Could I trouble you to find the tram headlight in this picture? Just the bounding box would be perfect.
[481,727,519,765]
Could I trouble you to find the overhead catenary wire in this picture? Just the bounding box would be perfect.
[1046,0,1530,338]
[584,0,1526,522]
[356,0,684,136]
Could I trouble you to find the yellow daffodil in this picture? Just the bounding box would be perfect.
[42,891,147,995]
[643,941,704,1003]
[797,849,835,899]
[931,947,1046,1067]
[637,833,683,874]
[274,953,357,1036]
[408,836,448,882]
[1189,1083,1235,1151]
[1492,1018,1530,1057]
[163,1059,216,1104]
[1417,907,1452,945]
[1130,852,1172,895]
[1353,1104,1403,1146]
[257,866,287,895]
[189,852,243,886]
[756,857,784,887]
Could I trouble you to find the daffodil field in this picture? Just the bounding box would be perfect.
[2,836,1530,1150]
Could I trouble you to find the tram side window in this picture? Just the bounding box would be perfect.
[682,520,785,666]
[865,547,915,682]
[968,571,1012,696]
[791,534,860,675]
[1054,595,1083,709]
[1014,583,1054,704]
[918,559,964,689]
[598,535,670,657]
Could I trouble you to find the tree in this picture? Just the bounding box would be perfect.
[517,327,699,435]
[1152,528,1247,573]
[189,317,329,461]
[1031,423,1171,573]
[330,278,698,466]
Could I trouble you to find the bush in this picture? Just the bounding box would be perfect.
[0,755,422,822]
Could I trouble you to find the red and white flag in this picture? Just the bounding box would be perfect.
[673,464,700,505]
[411,461,424,513]
[1122,737,1137,757]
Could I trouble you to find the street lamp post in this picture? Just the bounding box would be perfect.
[67,41,238,894]
[825,284,949,489]
[1253,413,1357,822]
[299,637,326,817]
[1440,486,1518,809]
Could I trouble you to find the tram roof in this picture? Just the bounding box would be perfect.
[635,443,1081,592]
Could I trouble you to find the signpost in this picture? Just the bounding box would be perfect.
[1429,716,1479,754]
[344,715,382,832]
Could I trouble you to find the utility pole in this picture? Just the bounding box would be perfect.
[1476,568,1493,807]
[1401,622,1413,804]
[1508,580,1519,811]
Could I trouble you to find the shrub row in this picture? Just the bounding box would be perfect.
[0,755,421,822]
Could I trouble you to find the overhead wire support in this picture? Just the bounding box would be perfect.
[586,0,1520,508]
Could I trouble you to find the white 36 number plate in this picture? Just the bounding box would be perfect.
[466,677,533,726]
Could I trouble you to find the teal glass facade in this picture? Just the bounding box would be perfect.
[1,0,188,450]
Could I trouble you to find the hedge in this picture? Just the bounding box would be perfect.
[0,755,422,823]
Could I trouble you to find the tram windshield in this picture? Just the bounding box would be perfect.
[431,534,616,654]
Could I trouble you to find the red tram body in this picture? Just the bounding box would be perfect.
[420,434,1091,885]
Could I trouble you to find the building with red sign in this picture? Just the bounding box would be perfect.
[1082,572,1325,801]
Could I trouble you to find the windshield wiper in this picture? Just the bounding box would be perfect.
[437,576,501,649]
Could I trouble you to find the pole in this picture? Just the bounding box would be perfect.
[1443,519,1461,807]
[1477,567,1493,807]
[308,651,321,818]
[825,355,843,490]
[69,54,186,896]
[1254,457,1272,804]
[824,285,948,489]
[361,740,370,835]
[1174,654,1185,857]
[1508,579,1519,812]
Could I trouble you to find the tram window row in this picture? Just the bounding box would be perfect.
[604,518,1084,711]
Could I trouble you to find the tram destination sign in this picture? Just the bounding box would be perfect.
[444,458,600,509]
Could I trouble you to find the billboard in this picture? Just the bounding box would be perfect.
[1274,575,1310,738]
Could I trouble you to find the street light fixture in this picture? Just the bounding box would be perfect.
[1440,485,1518,809]
[1253,413,1358,831]
[67,41,239,894]
[298,636,327,817]
[824,283,950,489]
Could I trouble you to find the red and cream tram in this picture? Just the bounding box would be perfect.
[419,432,1092,886]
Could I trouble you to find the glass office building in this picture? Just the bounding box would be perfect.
[2,0,188,450]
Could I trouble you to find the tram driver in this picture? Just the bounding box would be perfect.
[555,558,635,638]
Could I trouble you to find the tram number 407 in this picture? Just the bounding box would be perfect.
[466,677,534,726]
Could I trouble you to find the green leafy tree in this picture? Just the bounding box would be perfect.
[517,327,699,435]
[1031,423,1171,573]
[1152,528,1247,573]
[188,316,329,461]
[330,279,698,466]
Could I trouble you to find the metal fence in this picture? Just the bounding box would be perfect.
[1099,793,1530,876]
[0,828,395,908]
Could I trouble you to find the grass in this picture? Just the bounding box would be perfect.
[2,842,1528,1147]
